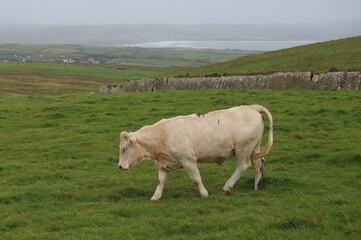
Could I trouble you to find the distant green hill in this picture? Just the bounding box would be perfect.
[160,36,361,78]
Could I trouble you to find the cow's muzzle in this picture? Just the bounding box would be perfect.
[118,165,129,170]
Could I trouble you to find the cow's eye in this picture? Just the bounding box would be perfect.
[122,148,127,153]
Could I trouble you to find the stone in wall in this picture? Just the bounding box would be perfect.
[246,75,267,89]
[98,85,116,93]
[166,77,204,90]
[113,78,158,92]
[344,72,361,90]
[270,72,313,90]
[312,72,346,90]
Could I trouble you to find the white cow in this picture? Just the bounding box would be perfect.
[118,105,273,200]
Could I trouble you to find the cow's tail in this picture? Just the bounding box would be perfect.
[250,105,273,160]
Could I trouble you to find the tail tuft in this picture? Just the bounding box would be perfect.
[250,105,273,160]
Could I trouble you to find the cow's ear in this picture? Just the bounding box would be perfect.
[129,135,136,146]
[120,131,128,139]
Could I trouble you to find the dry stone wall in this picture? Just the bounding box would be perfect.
[99,72,360,93]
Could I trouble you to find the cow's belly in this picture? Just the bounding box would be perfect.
[197,147,235,164]
[165,160,183,171]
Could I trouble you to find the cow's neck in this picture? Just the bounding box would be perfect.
[134,126,170,164]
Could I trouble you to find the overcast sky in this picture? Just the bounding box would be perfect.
[1,0,361,26]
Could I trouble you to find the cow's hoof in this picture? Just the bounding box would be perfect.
[151,196,161,201]
[200,191,209,198]
[221,190,230,195]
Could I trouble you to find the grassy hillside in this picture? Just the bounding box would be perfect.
[1,90,360,239]
[161,36,361,78]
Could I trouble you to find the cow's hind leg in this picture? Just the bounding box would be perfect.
[251,141,265,190]
[252,156,265,190]
[221,150,251,195]
[151,168,169,201]
[183,162,209,198]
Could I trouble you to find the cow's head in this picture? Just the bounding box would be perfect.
[118,131,147,170]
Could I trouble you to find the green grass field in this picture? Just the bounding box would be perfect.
[1,90,360,239]
[0,62,161,80]
[161,36,361,78]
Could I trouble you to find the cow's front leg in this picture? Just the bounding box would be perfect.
[183,162,209,198]
[151,168,169,201]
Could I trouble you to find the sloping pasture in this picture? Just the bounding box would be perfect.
[0,90,360,239]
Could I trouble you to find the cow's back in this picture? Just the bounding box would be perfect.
[161,106,264,163]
